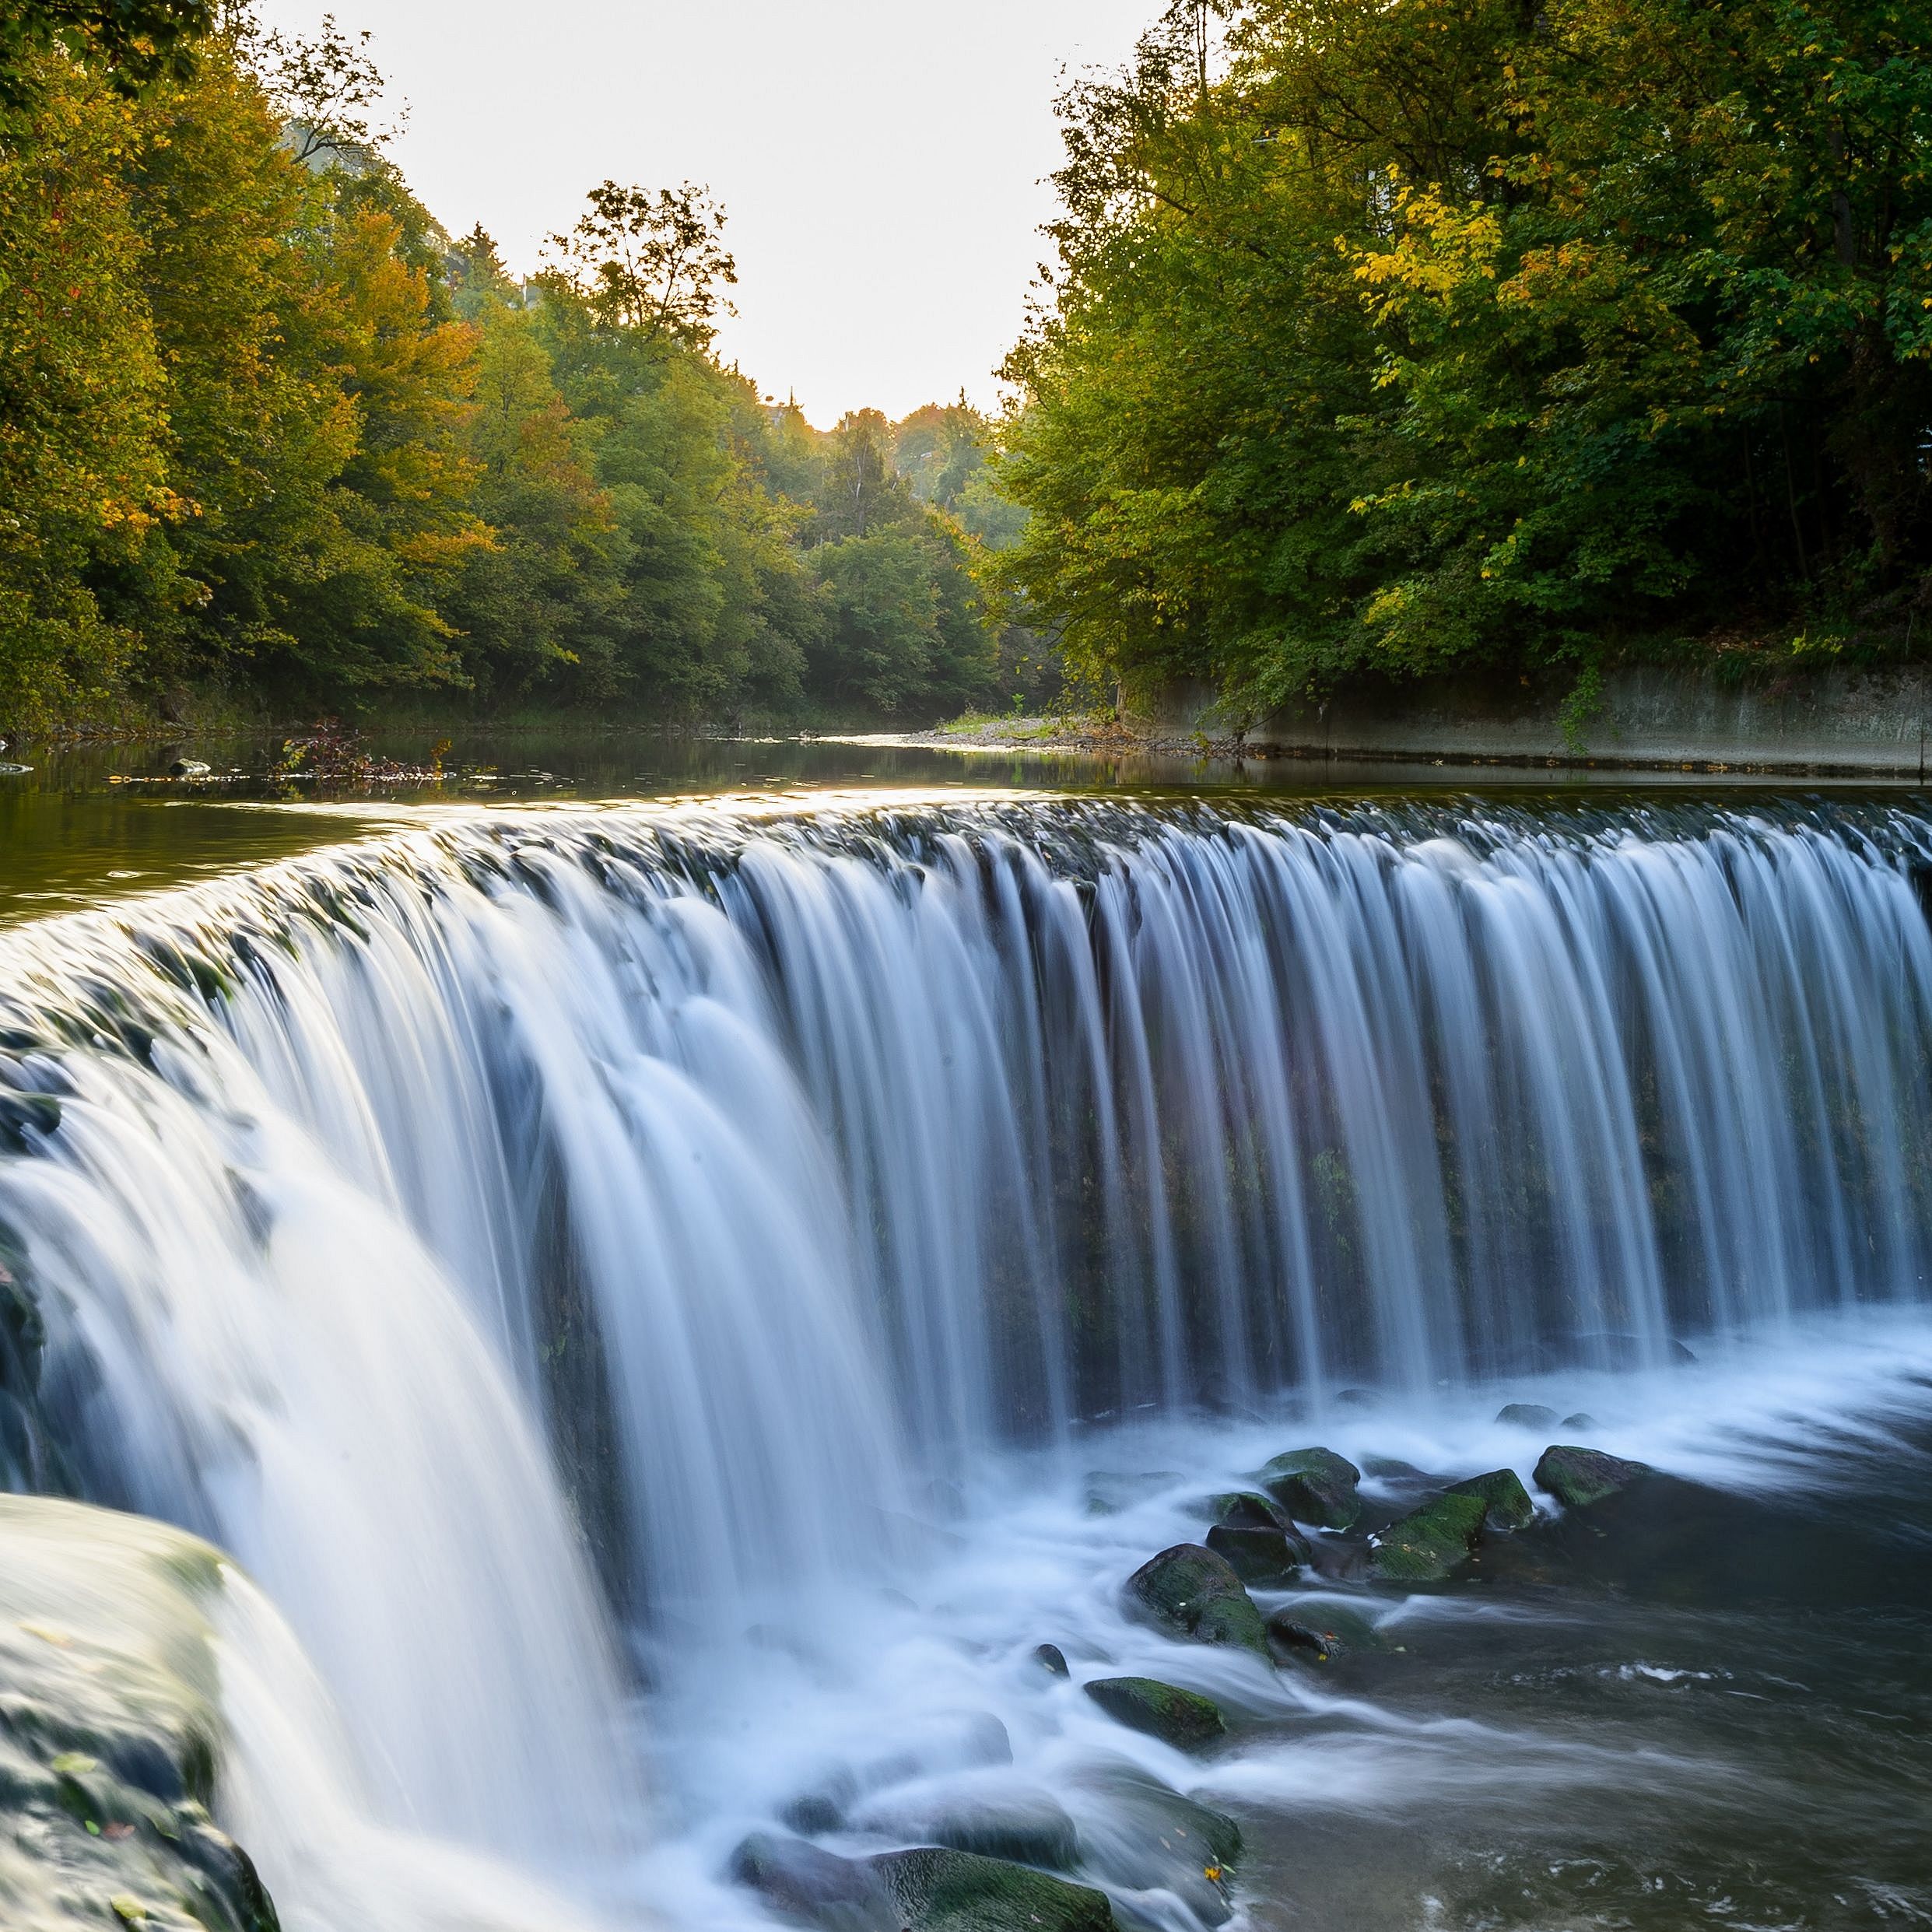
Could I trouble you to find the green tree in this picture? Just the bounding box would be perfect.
[547,181,736,347]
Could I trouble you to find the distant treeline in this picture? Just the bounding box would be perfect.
[0,5,1049,732]
[994,0,1932,726]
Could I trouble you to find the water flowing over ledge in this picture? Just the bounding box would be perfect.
[2,791,1931,1924]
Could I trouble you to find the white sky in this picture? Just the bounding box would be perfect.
[254,0,1145,426]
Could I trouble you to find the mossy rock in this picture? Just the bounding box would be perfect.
[1534,1445,1652,1509]
[1446,1467,1535,1532]
[1264,1599,1385,1666]
[1367,1490,1488,1581]
[1122,1545,1270,1658]
[1496,1402,1562,1430]
[1200,1490,1289,1531]
[1255,1448,1362,1529]
[870,1846,1116,1932]
[1084,1674,1226,1753]
[1204,1522,1310,1587]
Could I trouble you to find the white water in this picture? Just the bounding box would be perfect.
[1,791,1930,1928]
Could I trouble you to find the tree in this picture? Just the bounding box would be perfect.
[250,11,399,168]
[995,0,1932,717]
[546,181,736,347]
[0,0,212,106]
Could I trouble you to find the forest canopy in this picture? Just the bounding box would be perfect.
[993,0,1932,721]
[0,9,1038,731]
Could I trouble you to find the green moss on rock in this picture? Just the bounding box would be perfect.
[1255,1448,1362,1529]
[1204,1522,1311,1586]
[1534,1445,1652,1509]
[1122,1545,1271,1658]
[1446,1468,1536,1532]
[1200,1490,1289,1531]
[1367,1489,1488,1581]
[870,1846,1116,1932]
[1083,1675,1227,1752]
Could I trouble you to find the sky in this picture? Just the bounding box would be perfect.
[253,0,1145,426]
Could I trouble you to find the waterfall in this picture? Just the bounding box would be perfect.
[2,792,1930,1913]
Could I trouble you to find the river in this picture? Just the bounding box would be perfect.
[0,737,1926,1932]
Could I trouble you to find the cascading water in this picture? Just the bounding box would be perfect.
[2,791,1931,1930]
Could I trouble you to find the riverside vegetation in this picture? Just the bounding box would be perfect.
[0,3,1047,735]
[994,0,1932,729]
[12,0,1932,744]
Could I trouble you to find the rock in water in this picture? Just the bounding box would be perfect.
[1032,1642,1070,1677]
[1201,1489,1289,1530]
[1367,1490,1488,1581]
[1446,1467,1536,1531]
[1204,1521,1312,1586]
[855,1784,1082,1871]
[0,1496,281,1932]
[1496,1402,1562,1430]
[1122,1545,1271,1657]
[1535,1444,1653,1509]
[1084,1676,1227,1752]
[870,1846,1116,1932]
[732,1832,900,1932]
[1255,1448,1362,1529]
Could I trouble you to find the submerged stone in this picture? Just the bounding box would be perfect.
[781,1792,847,1836]
[869,1846,1115,1932]
[1061,1765,1239,1926]
[1366,1489,1488,1581]
[1084,1471,1182,1516]
[1496,1402,1562,1430]
[1256,1448,1362,1529]
[1562,1412,1599,1431]
[858,1786,1082,1872]
[1446,1467,1536,1532]
[1122,1545,1271,1657]
[1535,1445,1653,1509]
[1264,1601,1384,1667]
[732,1832,899,1932]
[1204,1521,1311,1586]
[1032,1642,1070,1678]
[1084,1675,1226,1752]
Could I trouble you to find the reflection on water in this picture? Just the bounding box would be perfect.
[7,725,1928,925]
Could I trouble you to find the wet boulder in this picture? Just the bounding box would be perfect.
[870,1846,1116,1932]
[1204,1521,1311,1587]
[1446,1467,1536,1532]
[1366,1489,1488,1581]
[781,1791,848,1836]
[1535,1445,1653,1509]
[1122,1545,1270,1658]
[1562,1412,1599,1431]
[1031,1643,1070,1678]
[1264,1601,1384,1667]
[857,1783,1082,1871]
[1083,1675,1227,1753]
[1256,1448,1362,1529]
[1062,1765,1239,1926]
[732,1832,900,1932]
[1200,1489,1289,1531]
[1084,1471,1181,1517]
[1495,1402,1562,1431]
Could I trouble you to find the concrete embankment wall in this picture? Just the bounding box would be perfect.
[1140,668,1932,777]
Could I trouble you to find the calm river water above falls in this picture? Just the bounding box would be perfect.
[0,742,1928,1932]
